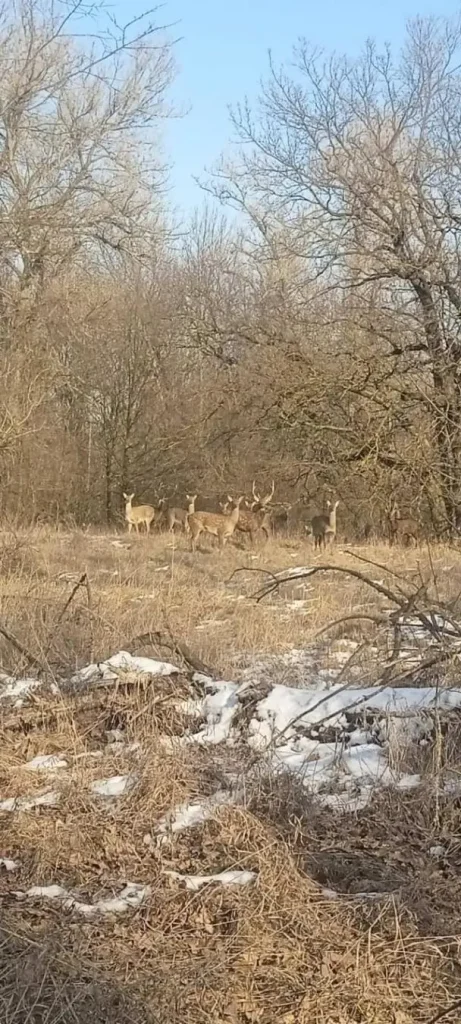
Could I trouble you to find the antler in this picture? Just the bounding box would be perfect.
[252,480,260,503]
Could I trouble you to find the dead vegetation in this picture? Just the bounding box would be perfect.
[0,673,460,1024]
[0,529,460,1022]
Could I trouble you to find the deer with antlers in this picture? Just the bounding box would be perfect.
[225,480,274,545]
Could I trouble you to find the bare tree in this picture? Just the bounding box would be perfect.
[0,0,175,328]
[211,15,461,531]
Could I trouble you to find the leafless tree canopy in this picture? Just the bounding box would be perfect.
[3,6,461,537]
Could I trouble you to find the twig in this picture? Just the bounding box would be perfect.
[0,621,46,673]
[84,571,94,664]
[424,999,461,1024]
[314,613,389,639]
[253,564,408,606]
[271,675,391,748]
[128,630,214,677]
[343,548,413,590]
[43,572,88,660]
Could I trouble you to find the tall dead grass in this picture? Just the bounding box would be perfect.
[1,527,461,681]
[0,529,461,1023]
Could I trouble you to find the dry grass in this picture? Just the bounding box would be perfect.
[1,525,461,681]
[0,528,461,1023]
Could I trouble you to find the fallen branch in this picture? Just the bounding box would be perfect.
[128,630,214,677]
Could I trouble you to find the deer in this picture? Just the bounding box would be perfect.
[310,499,340,550]
[225,480,274,545]
[188,496,244,553]
[167,494,197,534]
[387,501,419,547]
[123,493,157,535]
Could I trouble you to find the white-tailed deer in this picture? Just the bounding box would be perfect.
[311,500,340,550]
[189,497,244,553]
[226,494,271,545]
[123,493,157,534]
[388,501,419,547]
[167,494,197,534]
[250,480,275,511]
[225,480,275,545]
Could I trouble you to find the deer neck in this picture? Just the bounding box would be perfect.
[188,499,196,514]
[125,500,132,514]
[329,506,337,530]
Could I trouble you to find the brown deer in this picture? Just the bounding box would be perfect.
[225,480,274,545]
[188,497,244,553]
[311,499,340,550]
[387,501,419,547]
[123,493,157,535]
[167,494,197,534]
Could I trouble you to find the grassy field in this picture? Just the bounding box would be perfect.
[1,524,460,679]
[0,527,461,1024]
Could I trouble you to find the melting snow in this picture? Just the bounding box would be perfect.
[429,845,446,858]
[90,774,135,798]
[71,650,179,688]
[0,858,19,871]
[16,882,149,915]
[155,790,236,838]
[250,683,461,739]
[0,790,60,812]
[166,869,256,890]
[175,679,244,745]
[0,674,43,706]
[25,754,68,772]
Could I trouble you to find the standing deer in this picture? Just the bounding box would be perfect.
[188,497,244,553]
[387,501,419,547]
[167,494,197,534]
[311,500,340,550]
[123,493,157,535]
[225,480,274,545]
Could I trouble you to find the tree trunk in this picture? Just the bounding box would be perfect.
[412,277,461,532]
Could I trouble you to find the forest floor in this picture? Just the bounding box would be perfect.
[0,527,460,1023]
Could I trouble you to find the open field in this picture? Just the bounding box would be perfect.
[2,526,461,679]
[0,528,461,1023]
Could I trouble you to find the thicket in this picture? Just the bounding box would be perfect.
[2,3,461,539]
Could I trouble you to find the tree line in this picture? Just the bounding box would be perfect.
[2,2,461,540]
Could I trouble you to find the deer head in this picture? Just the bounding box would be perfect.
[252,480,275,509]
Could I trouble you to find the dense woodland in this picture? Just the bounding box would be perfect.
[2,1,461,540]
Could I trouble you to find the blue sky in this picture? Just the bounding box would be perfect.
[114,0,461,214]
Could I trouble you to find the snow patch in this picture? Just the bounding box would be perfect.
[90,774,136,798]
[25,754,68,772]
[155,790,236,839]
[166,869,256,890]
[16,882,149,915]
[0,674,43,706]
[0,858,19,871]
[0,790,60,812]
[71,650,179,688]
[176,680,244,746]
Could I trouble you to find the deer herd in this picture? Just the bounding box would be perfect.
[123,484,340,553]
